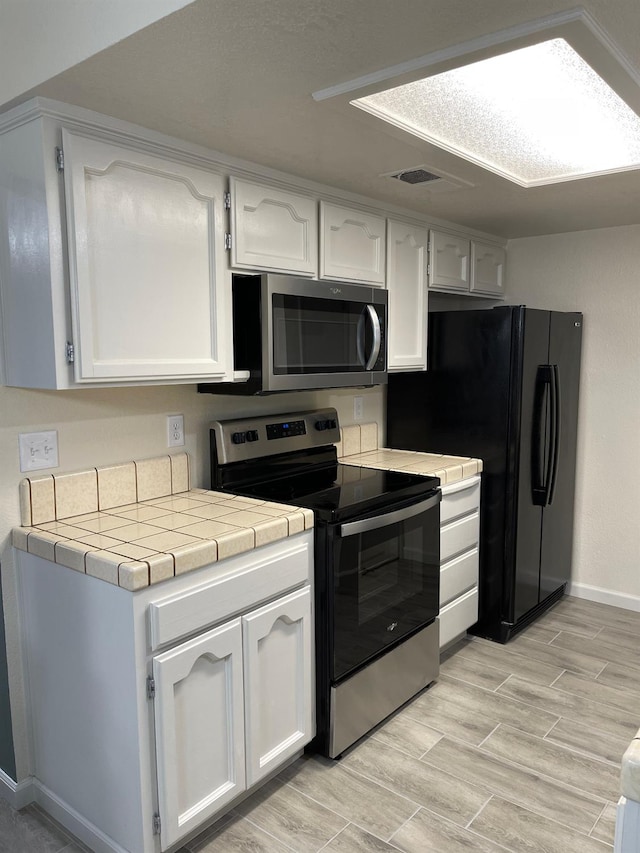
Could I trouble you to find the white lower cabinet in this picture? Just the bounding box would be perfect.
[439,476,481,648]
[154,585,313,849]
[17,532,314,853]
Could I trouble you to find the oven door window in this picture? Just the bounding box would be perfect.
[272,294,382,374]
[331,500,439,682]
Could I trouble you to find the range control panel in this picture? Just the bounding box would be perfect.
[211,408,341,465]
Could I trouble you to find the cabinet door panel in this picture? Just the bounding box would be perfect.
[429,230,470,291]
[387,220,428,371]
[62,129,228,382]
[471,242,506,296]
[242,587,313,786]
[153,619,245,849]
[320,202,386,285]
[230,177,317,275]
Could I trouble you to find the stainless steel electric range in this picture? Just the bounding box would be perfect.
[210,408,440,758]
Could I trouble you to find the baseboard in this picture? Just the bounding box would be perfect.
[568,582,640,613]
[0,767,35,809]
[33,781,129,853]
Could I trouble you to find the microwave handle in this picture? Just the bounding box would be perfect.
[339,492,440,537]
[364,304,382,370]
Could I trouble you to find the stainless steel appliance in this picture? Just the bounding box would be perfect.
[387,306,582,643]
[199,274,387,395]
[210,408,440,757]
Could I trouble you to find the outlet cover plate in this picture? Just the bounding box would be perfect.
[167,414,185,447]
[19,430,59,472]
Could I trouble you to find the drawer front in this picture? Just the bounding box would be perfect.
[439,587,479,648]
[441,476,480,524]
[440,547,478,607]
[148,536,312,650]
[440,512,479,564]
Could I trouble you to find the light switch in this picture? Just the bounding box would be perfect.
[19,430,59,472]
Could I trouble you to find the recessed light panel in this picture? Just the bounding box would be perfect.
[352,39,640,186]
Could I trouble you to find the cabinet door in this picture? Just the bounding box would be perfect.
[471,242,506,297]
[320,201,386,285]
[230,177,317,276]
[153,619,245,849]
[242,586,313,787]
[62,128,229,382]
[428,230,470,292]
[386,220,428,371]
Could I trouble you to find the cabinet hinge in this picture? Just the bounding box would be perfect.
[55,147,64,172]
[65,341,74,364]
[152,813,161,835]
[224,232,232,250]
[146,675,156,700]
[223,190,231,210]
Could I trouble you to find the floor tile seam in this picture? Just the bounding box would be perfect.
[438,666,519,694]
[542,729,626,770]
[536,623,603,640]
[319,763,425,814]
[468,792,616,850]
[476,721,501,748]
[545,680,640,718]
[368,732,442,762]
[464,792,495,830]
[549,636,640,670]
[475,732,620,805]
[419,737,611,825]
[494,719,627,771]
[494,679,640,733]
[587,800,615,838]
[282,775,415,842]
[28,802,84,850]
[239,813,305,852]
[391,799,515,853]
[379,804,422,847]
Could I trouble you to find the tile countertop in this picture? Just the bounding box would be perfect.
[12,438,481,593]
[341,447,483,484]
[12,486,313,592]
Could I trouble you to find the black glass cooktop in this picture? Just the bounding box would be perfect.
[231,462,440,524]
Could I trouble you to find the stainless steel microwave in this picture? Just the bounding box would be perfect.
[199,274,387,394]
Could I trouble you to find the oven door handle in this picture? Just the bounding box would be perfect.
[338,492,440,538]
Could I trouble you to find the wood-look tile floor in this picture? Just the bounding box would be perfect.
[3,596,638,852]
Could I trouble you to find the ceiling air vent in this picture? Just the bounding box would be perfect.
[390,168,442,184]
[383,165,473,193]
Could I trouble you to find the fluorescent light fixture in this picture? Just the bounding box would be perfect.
[351,38,640,187]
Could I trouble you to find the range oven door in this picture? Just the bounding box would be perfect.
[329,492,440,682]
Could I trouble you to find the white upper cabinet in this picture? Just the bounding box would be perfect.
[229,177,318,276]
[63,129,228,383]
[0,107,231,389]
[428,230,470,292]
[320,201,386,285]
[386,220,429,371]
[470,241,506,297]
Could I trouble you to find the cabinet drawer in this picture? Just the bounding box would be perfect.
[440,547,478,607]
[148,537,312,650]
[439,587,479,648]
[440,512,479,563]
[440,476,480,524]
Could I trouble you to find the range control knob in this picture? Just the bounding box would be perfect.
[246,430,259,442]
[315,420,327,431]
[326,418,337,430]
[231,431,246,444]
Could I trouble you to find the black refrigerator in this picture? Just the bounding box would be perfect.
[387,306,583,642]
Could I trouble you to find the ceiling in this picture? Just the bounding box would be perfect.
[11,0,640,239]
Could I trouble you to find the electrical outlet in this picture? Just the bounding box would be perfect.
[19,430,59,472]
[353,396,364,422]
[167,414,185,447]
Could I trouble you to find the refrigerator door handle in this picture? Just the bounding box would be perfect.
[547,364,561,504]
[531,365,553,506]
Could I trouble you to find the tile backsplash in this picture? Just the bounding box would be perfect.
[18,452,191,526]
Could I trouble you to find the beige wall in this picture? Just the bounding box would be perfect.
[506,224,640,608]
[0,0,195,107]
[0,380,383,779]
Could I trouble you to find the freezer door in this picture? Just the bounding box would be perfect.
[511,310,550,624]
[539,312,582,601]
